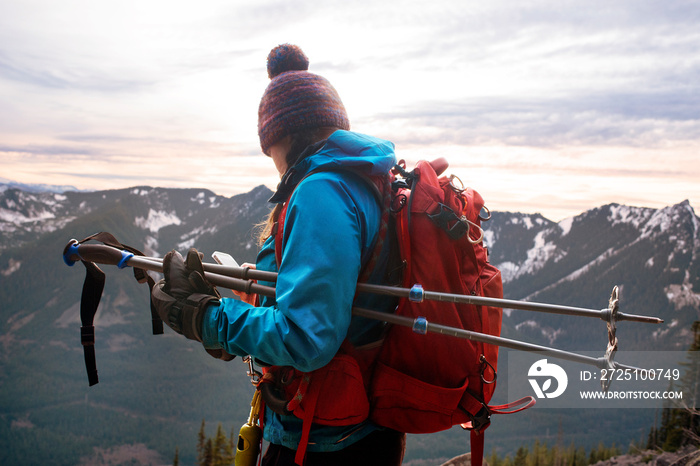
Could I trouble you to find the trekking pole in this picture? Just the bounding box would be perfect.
[174,258,662,326]
[63,240,646,384]
[351,307,631,371]
[125,252,654,382]
[64,242,663,326]
[356,283,663,325]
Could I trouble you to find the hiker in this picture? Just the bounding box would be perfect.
[151,44,406,465]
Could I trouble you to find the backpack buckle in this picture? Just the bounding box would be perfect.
[428,203,470,240]
[460,405,492,433]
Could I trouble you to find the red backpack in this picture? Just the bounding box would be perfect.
[371,158,502,426]
[266,158,526,465]
[368,159,511,465]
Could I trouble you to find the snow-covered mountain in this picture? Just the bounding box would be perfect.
[0,183,697,464]
[484,201,699,351]
[2,184,697,352]
[0,184,273,261]
[0,184,275,465]
[0,177,82,194]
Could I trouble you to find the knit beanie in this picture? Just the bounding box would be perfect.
[258,44,350,155]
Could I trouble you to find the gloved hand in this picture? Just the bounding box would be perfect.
[151,248,221,342]
[232,262,259,306]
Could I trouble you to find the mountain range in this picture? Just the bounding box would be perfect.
[1,180,698,465]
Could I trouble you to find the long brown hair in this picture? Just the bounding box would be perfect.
[255,127,340,244]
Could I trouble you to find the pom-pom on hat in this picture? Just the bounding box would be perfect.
[258,44,350,155]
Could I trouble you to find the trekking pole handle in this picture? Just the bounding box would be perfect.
[63,241,276,298]
[122,256,277,299]
[138,257,280,284]
[63,240,134,269]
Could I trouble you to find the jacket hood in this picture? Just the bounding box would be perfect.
[269,130,396,203]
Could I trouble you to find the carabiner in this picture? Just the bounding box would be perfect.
[243,356,262,386]
[480,354,497,384]
[479,206,492,221]
[449,174,465,193]
[466,219,484,245]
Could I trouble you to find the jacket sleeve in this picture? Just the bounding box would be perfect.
[201,173,379,372]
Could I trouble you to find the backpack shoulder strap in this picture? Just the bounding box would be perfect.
[273,168,392,278]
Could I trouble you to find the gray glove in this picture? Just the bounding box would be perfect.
[151,248,220,342]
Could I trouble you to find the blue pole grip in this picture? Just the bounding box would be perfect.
[117,251,134,269]
[412,316,428,335]
[409,284,424,303]
[63,240,81,266]
[62,240,134,268]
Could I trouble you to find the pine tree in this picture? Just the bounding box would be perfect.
[649,321,700,451]
[647,411,658,449]
[173,447,179,466]
[489,448,500,466]
[574,446,586,466]
[514,446,528,466]
[197,419,207,466]
[527,439,547,466]
[675,321,700,445]
[594,441,608,463]
[553,417,564,466]
[212,423,234,466]
[203,438,214,466]
[185,419,236,466]
[588,447,596,464]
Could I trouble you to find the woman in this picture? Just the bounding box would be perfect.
[152,44,405,465]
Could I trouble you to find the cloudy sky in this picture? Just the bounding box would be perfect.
[1,0,698,221]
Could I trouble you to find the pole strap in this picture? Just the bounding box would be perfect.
[79,260,105,386]
[66,232,163,386]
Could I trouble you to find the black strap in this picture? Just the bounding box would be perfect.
[79,261,105,386]
[72,232,163,386]
[79,232,163,335]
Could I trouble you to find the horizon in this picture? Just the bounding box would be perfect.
[1,176,695,224]
[1,1,698,222]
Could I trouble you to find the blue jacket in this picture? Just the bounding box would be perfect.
[201,130,397,451]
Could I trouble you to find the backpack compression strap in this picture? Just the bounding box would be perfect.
[461,397,536,466]
[63,231,163,385]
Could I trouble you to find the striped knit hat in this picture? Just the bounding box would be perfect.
[258,44,350,155]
